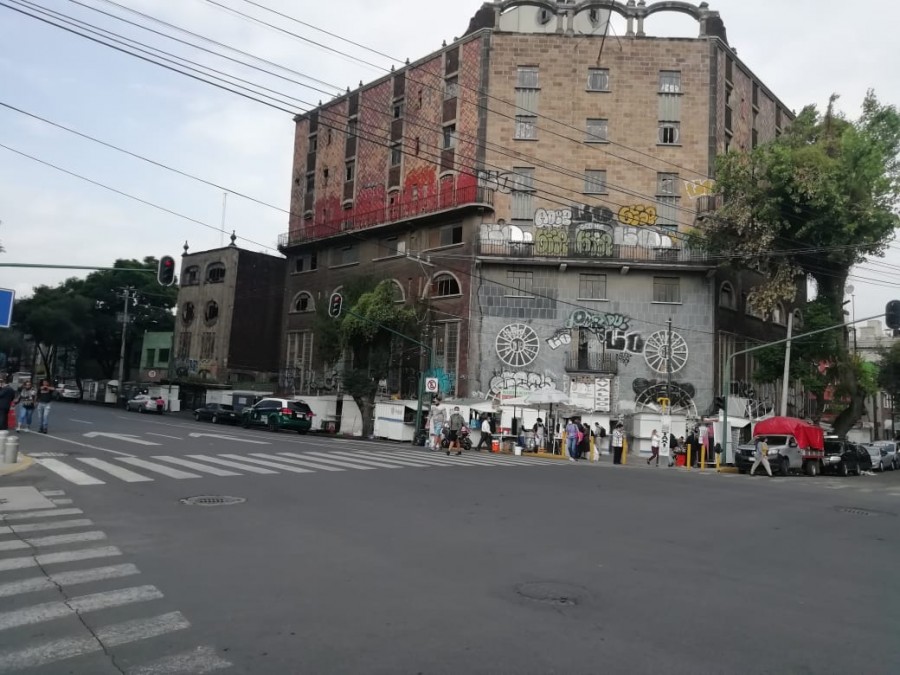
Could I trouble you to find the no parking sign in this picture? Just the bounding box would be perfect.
[425,378,439,394]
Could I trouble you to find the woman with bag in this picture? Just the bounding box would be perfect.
[15,380,36,432]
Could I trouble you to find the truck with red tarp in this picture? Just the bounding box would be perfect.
[734,416,826,477]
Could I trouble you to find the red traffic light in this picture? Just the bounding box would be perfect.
[157,255,176,286]
[328,292,343,318]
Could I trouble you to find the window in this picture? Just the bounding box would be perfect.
[182,266,199,286]
[158,348,170,364]
[587,68,609,91]
[431,273,461,297]
[517,66,539,88]
[515,115,537,140]
[390,143,402,167]
[511,167,535,220]
[586,118,608,143]
[200,332,216,360]
[444,76,458,100]
[538,8,552,25]
[378,236,407,257]
[145,348,156,368]
[327,128,332,145]
[442,125,457,150]
[346,118,357,138]
[293,292,314,313]
[432,224,463,248]
[205,301,219,323]
[656,172,679,227]
[793,309,803,329]
[331,244,359,267]
[305,173,315,193]
[583,170,607,194]
[177,332,191,359]
[181,302,195,324]
[309,135,317,153]
[746,294,766,319]
[579,274,607,300]
[658,122,680,145]
[772,303,786,326]
[506,270,533,297]
[432,322,460,396]
[393,100,405,119]
[659,71,682,93]
[719,282,736,309]
[390,280,405,303]
[285,331,314,373]
[345,161,355,182]
[653,277,681,304]
[294,253,317,273]
[205,263,225,283]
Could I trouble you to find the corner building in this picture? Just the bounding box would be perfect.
[279,0,797,422]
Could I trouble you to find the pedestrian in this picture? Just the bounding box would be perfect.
[594,422,607,456]
[15,380,36,432]
[447,406,464,456]
[35,379,55,434]
[611,423,624,464]
[565,418,580,463]
[750,436,773,477]
[0,378,16,431]
[648,428,660,466]
[668,433,679,467]
[430,398,445,451]
[476,414,493,451]
[576,420,590,459]
[533,417,546,452]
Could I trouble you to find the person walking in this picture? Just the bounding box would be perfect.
[565,418,580,462]
[611,423,625,465]
[0,378,16,431]
[750,437,773,477]
[648,429,661,466]
[15,380,36,432]
[447,406,465,456]
[476,414,493,451]
[35,379,55,434]
[429,399,445,451]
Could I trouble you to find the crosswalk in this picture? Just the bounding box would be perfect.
[0,489,231,673]
[32,448,561,487]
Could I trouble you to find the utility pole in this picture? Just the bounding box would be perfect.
[780,311,793,416]
[665,317,673,405]
[116,288,136,406]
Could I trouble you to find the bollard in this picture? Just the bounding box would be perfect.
[701,444,707,470]
[3,434,17,464]
[622,436,628,465]
[686,443,692,470]
[589,435,596,462]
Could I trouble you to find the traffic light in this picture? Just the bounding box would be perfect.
[157,256,176,286]
[328,292,343,318]
[887,300,900,330]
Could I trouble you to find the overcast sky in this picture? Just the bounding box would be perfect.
[1,0,897,326]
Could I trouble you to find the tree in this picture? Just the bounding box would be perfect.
[699,92,900,436]
[336,280,421,437]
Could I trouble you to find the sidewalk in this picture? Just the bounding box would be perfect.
[0,453,34,478]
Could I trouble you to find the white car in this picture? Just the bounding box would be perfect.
[125,394,166,414]
[866,441,898,471]
[59,385,80,401]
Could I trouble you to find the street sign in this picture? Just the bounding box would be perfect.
[425,377,439,394]
[328,292,343,318]
[0,288,14,329]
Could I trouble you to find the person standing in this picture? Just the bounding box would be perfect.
[611,423,625,465]
[594,423,607,456]
[577,421,591,460]
[476,414,493,451]
[565,418,580,463]
[648,429,661,466]
[750,437,773,477]
[35,379,55,434]
[533,418,546,452]
[15,380,36,432]
[430,399,445,451]
[447,406,464,456]
[0,378,16,431]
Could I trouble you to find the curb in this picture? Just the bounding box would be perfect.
[0,454,34,478]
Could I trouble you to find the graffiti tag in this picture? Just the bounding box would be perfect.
[565,310,630,333]
[477,170,517,194]
[534,208,572,227]
[546,328,573,351]
[571,203,615,226]
[617,205,657,227]
[488,371,555,399]
[534,227,569,256]
[574,226,614,257]
[684,179,716,200]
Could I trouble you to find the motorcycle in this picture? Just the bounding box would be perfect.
[440,424,472,451]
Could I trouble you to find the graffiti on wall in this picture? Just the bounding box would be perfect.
[633,379,698,417]
[488,370,555,399]
[477,170,517,194]
[495,323,540,368]
[565,310,646,355]
[534,208,572,227]
[534,227,569,256]
[617,205,658,227]
[642,330,689,374]
[684,179,716,200]
[574,225,614,257]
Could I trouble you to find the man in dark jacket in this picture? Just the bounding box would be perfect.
[0,378,16,431]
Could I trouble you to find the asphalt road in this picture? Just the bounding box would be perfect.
[2,402,900,674]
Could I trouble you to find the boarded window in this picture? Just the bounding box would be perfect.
[653,277,681,303]
[579,274,607,300]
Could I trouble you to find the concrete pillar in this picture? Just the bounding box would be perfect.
[636,15,645,36]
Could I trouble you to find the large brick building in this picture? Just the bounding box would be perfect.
[279,0,799,422]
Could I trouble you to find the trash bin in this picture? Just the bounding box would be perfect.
[675,453,686,467]
[491,439,500,453]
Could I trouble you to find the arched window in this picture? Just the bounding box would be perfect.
[205,301,219,323]
[390,280,405,303]
[183,266,200,286]
[745,294,765,320]
[793,309,804,329]
[181,302,195,324]
[429,272,461,298]
[772,303,786,326]
[292,292,314,313]
[719,282,736,309]
[206,262,226,283]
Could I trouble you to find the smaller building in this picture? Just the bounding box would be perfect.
[139,331,173,383]
[175,239,286,387]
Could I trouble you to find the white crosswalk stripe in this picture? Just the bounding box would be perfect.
[217,454,315,473]
[0,530,107,552]
[0,563,140,598]
[186,454,279,474]
[76,457,154,482]
[251,453,346,471]
[117,457,201,479]
[0,507,84,521]
[0,546,122,572]
[0,518,93,535]
[152,455,242,476]
[34,458,105,485]
[295,451,383,470]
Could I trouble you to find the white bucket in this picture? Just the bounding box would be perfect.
[513,445,522,456]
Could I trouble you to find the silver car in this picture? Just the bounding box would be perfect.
[866,441,898,472]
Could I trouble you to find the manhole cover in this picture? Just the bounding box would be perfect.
[180,495,246,507]
[835,506,894,517]
[515,582,586,607]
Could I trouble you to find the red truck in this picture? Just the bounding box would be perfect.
[734,416,826,476]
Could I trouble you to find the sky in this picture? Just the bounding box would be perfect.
[1,0,898,327]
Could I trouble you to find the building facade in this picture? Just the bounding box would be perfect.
[278,0,798,420]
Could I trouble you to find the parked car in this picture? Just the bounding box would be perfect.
[240,398,313,433]
[822,438,871,476]
[57,385,81,401]
[125,394,165,414]
[865,441,897,472]
[194,403,239,425]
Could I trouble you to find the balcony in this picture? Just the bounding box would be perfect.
[279,185,494,249]
[476,238,709,265]
[565,352,619,374]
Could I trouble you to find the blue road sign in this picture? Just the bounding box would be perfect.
[0,288,14,329]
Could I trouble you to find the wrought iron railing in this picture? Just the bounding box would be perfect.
[565,352,619,374]
[476,239,709,264]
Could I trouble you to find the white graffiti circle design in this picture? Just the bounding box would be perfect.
[643,330,689,374]
[495,324,540,368]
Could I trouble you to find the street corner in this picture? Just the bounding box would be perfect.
[0,453,34,478]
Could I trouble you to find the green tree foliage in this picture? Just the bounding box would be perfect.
[877,342,900,405]
[701,92,900,436]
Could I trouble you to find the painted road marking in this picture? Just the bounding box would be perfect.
[69,419,94,424]
[152,456,241,476]
[0,518,93,535]
[43,434,135,457]
[189,432,270,445]
[49,498,74,505]
[0,585,162,632]
[0,507,84,521]
[0,546,122,573]
[129,645,232,674]
[322,450,436,468]
[147,433,183,440]
[33,458,105,486]
[0,611,191,672]
[117,457,200,479]
[39,490,66,497]
[185,455,278,474]
[0,530,107,551]
[249,453,346,472]
[84,432,161,446]
[76,457,153,483]
[218,454,314,474]
[298,452,384,470]
[0,564,140,598]
[370,450,497,466]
